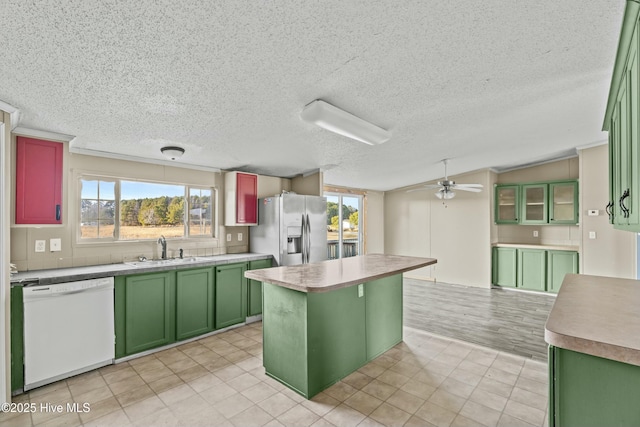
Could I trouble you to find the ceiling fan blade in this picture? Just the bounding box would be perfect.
[455,186,483,193]
[454,184,484,188]
[406,184,442,192]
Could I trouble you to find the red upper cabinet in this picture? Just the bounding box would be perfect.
[15,136,63,224]
[225,171,257,226]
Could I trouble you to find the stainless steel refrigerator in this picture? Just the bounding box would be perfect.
[249,193,327,266]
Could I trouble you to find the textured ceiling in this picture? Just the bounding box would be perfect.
[0,1,625,191]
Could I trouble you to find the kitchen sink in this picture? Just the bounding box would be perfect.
[126,257,207,267]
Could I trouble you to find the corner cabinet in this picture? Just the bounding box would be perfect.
[604,0,640,232]
[15,136,63,224]
[494,180,578,225]
[225,171,258,226]
[247,258,272,316]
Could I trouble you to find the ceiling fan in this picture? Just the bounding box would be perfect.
[408,159,484,199]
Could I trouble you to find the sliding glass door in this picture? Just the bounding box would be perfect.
[326,193,363,259]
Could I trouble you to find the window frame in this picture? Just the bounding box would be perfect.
[77,174,218,244]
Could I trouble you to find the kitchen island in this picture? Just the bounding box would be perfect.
[545,274,640,427]
[244,253,437,399]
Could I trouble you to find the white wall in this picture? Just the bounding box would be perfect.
[579,144,636,278]
[9,144,291,271]
[385,169,493,287]
[364,190,384,254]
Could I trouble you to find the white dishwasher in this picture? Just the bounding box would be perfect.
[23,277,115,391]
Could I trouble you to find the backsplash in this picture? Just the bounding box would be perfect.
[495,224,580,247]
[10,225,249,272]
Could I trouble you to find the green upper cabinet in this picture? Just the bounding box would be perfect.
[176,267,215,341]
[495,185,520,224]
[495,180,578,225]
[604,1,640,232]
[215,263,248,329]
[521,184,548,224]
[549,181,579,224]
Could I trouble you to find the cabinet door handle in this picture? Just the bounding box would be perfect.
[619,190,630,218]
[605,201,613,220]
[55,204,61,221]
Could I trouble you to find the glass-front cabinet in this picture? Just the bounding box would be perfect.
[549,181,579,224]
[521,184,548,224]
[494,180,578,225]
[495,185,520,224]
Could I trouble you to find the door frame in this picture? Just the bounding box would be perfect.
[0,122,8,403]
[324,191,363,259]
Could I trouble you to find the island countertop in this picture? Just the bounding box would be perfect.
[545,274,640,367]
[244,253,437,293]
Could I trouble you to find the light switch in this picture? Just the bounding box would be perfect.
[588,210,599,216]
[589,231,597,239]
[226,234,231,242]
[35,240,45,253]
[50,238,62,252]
[237,233,243,242]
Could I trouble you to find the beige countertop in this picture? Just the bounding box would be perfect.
[545,274,640,367]
[244,253,437,293]
[493,243,579,252]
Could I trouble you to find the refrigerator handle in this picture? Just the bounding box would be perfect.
[301,214,307,264]
[306,213,311,263]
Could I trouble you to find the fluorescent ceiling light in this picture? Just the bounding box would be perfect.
[300,100,391,145]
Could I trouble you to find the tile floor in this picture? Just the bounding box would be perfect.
[0,322,549,427]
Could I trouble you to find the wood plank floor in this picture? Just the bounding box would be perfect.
[403,278,555,362]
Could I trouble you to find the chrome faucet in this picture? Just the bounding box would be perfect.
[157,235,167,259]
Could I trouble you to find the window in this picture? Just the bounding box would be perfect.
[325,193,363,259]
[189,188,212,237]
[79,176,216,241]
[80,179,116,239]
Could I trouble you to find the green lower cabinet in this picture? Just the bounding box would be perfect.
[547,251,579,293]
[115,272,176,358]
[11,286,24,393]
[492,247,517,287]
[176,267,215,341]
[124,272,176,355]
[493,247,578,293]
[365,276,403,359]
[247,259,272,317]
[549,346,640,426]
[215,263,248,329]
[517,249,546,291]
[262,274,403,399]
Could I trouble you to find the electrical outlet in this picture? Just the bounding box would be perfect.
[533,230,539,237]
[50,238,62,252]
[588,209,599,216]
[358,284,364,298]
[589,231,597,239]
[237,233,243,242]
[35,240,46,253]
[226,234,231,242]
